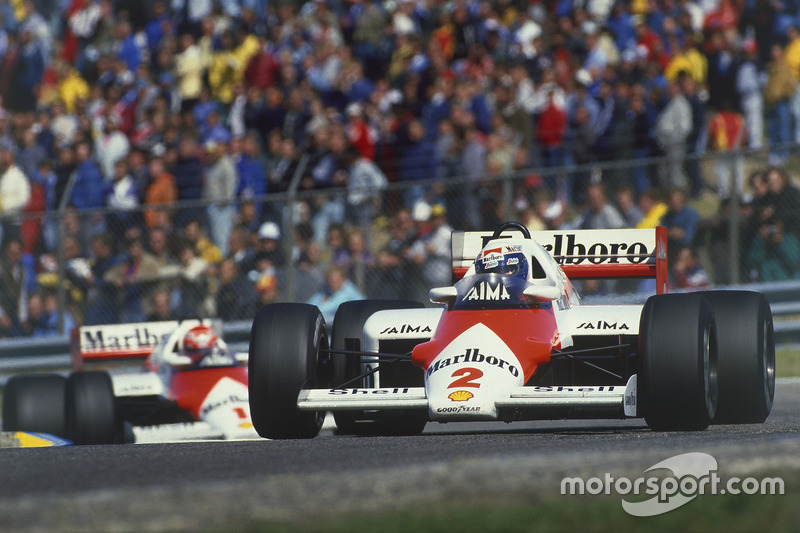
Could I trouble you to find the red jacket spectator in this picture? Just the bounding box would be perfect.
[537,98,567,147]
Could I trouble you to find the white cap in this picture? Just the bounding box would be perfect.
[412,201,432,222]
[258,221,281,240]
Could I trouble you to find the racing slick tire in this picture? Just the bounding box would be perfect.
[2,374,67,437]
[331,299,428,436]
[249,303,330,439]
[699,291,775,424]
[66,371,118,445]
[639,293,718,431]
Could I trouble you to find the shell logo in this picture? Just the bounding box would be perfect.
[448,390,474,402]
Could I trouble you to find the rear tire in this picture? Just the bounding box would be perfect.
[639,294,718,431]
[249,303,330,439]
[700,291,775,424]
[331,300,427,436]
[66,371,117,444]
[2,374,66,437]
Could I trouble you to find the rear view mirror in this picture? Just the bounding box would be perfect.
[430,286,458,306]
[523,285,561,302]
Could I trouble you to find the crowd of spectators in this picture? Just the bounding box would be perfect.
[1,0,800,336]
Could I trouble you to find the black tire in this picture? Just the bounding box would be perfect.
[249,303,330,439]
[700,291,775,424]
[331,299,427,436]
[2,374,66,437]
[66,371,117,445]
[639,294,718,431]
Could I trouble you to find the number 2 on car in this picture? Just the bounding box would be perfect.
[448,367,483,389]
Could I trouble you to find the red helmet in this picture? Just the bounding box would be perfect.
[181,325,219,364]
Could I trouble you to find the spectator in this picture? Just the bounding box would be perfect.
[408,204,453,290]
[737,40,764,150]
[763,167,800,236]
[215,257,256,321]
[707,101,746,198]
[0,238,35,337]
[144,156,177,229]
[747,218,800,282]
[254,221,287,270]
[292,222,324,303]
[227,225,256,275]
[105,159,139,237]
[654,81,692,189]
[615,185,643,227]
[172,136,204,227]
[232,133,266,217]
[103,235,161,323]
[764,44,796,166]
[174,33,205,112]
[575,182,625,230]
[636,189,669,229]
[69,141,105,210]
[661,187,700,259]
[253,270,280,309]
[671,246,711,290]
[95,113,131,179]
[343,147,387,230]
[202,140,238,255]
[146,289,173,322]
[0,142,31,246]
[173,239,209,320]
[307,264,365,325]
[183,218,222,266]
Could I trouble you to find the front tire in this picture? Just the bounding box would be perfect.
[639,294,718,431]
[249,303,330,439]
[700,291,775,424]
[2,374,67,437]
[331,300,427,436]
[66,371,117,445]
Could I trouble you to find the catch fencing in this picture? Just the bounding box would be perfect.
[0,145,799,342]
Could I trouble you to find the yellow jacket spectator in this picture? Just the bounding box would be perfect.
[58,68,90,114]
[175,34,205,103]
[636,190,669,229]
[783,26,800,78]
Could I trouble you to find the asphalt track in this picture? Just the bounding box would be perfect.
[1,379,799,532]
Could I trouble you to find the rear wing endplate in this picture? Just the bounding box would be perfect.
[451,227,668,294]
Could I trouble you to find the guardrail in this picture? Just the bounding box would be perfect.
[1,282,798,382]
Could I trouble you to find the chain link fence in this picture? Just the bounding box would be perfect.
[0,145,798,338]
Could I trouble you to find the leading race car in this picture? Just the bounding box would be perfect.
[2,320,257,444]
[248,222,775,438]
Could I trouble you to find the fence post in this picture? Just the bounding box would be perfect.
[729,173,741,284]
[55,171,81,334]
[284,154,310,302]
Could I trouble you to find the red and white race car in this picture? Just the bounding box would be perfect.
[249,222,775,438]
[2,320,257,444]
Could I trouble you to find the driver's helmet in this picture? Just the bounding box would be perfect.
[180,325,219,366]
[475,244,529,280]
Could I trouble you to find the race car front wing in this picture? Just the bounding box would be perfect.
[297,375,638,420]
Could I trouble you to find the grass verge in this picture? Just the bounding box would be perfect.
[777,346,800,378]
[241,480,797,533]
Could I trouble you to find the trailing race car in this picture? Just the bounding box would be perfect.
[248,222,775,439]
[2,320,257,444]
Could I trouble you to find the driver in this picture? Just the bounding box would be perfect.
[178,324,235,369]
[474,245,530,281]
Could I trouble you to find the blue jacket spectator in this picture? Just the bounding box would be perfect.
[306,264,365,325]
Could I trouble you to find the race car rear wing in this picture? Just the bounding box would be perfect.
[70,321,181,370]
[70,319,225,370]
[451,226,668,294]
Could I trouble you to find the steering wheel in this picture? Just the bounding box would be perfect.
[491,221,532,240]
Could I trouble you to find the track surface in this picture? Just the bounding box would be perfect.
[2,380,800,531]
